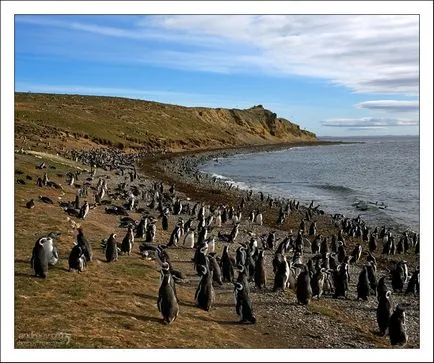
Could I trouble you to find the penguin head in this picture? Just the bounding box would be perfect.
[161,262,170,271]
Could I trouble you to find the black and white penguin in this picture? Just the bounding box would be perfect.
[233,282,256,324]
[254,250,266,289]
[391,260,408,293]
[266,231,276,250]
[337,241,346,263]
[320,237,329,255]
[236,265,250,295]
[195,265,214,311]
[356,265,370,301]
[183,228,195,249]
[79,201,90,219]
[146,220,157,243]
[405,266,420,296]
[311,268,326,299]
[68,244,86,272]
[77,228,93,262]
[193,244,209,275]
[377,290,393,336]
[311,235,321,255]
[389,305,408,346]
[30,235,59,278]
[235,245,247,269]
[273,253,289,292]
[333,262,350,299]
[105,233,118,262]
[296,265,313,305]
[26,199,35,209]
[207,253,223,286]
[157,265,179,324]
[350,244,362,264]
[136,217,147,239]
[365,262,377,295]
[121,225,134,255]
[220,245,234,283]
[377,276,389,302]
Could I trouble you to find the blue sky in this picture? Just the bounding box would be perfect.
[14,14,420,137]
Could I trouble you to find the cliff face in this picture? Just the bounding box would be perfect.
[14,93,317,152]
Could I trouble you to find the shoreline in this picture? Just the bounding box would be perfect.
[138,140,418,235]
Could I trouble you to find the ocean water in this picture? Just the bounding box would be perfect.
[200,136,420,233]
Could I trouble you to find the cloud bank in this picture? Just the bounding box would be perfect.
[16,15,419,96]
[321,117,419,128]
[356,100,419,113]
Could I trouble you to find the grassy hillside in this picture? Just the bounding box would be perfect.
[15,92,316,152]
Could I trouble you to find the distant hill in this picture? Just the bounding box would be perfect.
[15,92,317,152]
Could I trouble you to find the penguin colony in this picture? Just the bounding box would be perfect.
[19,148,419,346]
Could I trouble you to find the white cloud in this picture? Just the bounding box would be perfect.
[356,100,419,113]
[147,15,419,95]
[16,15,419,96]
[321,117,419,128]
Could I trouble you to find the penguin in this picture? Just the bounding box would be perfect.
[356,265,370,301]
[26,199,35,209]
[236,265,250,295]
[266,231,276,250]
[183,228,195,249]
[136,217,147,239]
[79,201,90,219]
[167,224,182,247]
[68,244,86,272]
[311,268,326,299]
[233,282,256,324]
[235,245,247,269]
[105,233,118,262]
[156,245,173,270]
[157,265,179,324]
[365,262,377,295]
[39,195,54,204]
[369,232,377,252]
[377,276,389,302]
[193,244,209,275]
[215,211,222,227]
[391,261,407,293]
[273,253,289,292]
[255,210,263,226]
[320,237,329,255]
[121,225,134,255]
[296,265,313,305]
[220,245,234,283]
[405,267,420,296]
[389,305,408,346]
[254,250,266,289]
[311,235,321,255]
[195,265,215,311]
[229,222,240,243]
[77,228,93,262]
[377,290,393,336]
[207,253,223,286]
[162,213,169,231]
[333,263,349,299]
[350,244,362,264]
[30,235,59,278]
[207,236,216,254]
[337,241,346,263]
[146,220,157,243]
